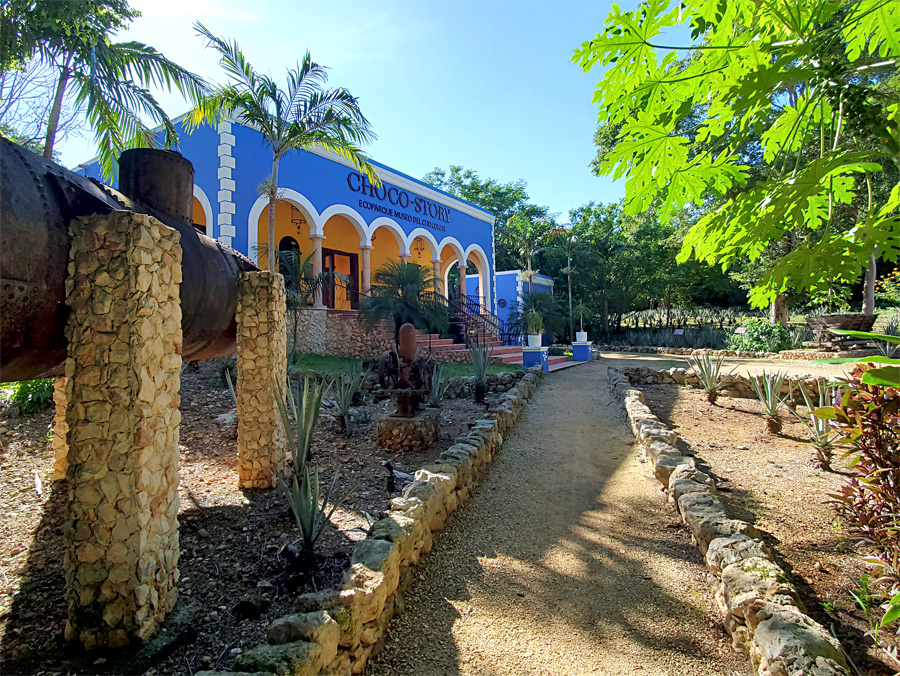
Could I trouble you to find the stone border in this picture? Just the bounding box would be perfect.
[197,367,545,676]
[618,365,830,401]
[594,344,872,361]
[607,367,850,676]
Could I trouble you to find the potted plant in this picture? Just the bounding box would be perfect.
[573,300,590,343]
[525,308,544,348]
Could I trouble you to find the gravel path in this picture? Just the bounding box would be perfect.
[367,362,749,676]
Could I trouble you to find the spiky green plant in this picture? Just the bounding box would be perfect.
[748,370,789,434]
[686,354,726,404]
[286,462,354,557]
[333,361,368,434]
[876,314,900,358]
[427,362,449,407]
[470,344,493,404]
[788,380,839,470]
[275,376,354,557]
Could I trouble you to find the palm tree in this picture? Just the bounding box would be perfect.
[189,23,378,273]
[359,261,449,343]
[549,226,584,341]
[503,213,554,294]
[35,16,207,178]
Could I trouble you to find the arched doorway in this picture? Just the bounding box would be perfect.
[322,215,365,310]
[191,196,207,234]
[278,236,302,290]
[256,200,312,270]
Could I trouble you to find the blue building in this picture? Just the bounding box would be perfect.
[76,116,497,314]
[491,270,554,330]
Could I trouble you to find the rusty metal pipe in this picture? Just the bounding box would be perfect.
[0,138,258,383]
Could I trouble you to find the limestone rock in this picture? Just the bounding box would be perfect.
[749,603,849,676]
[233,641,323,676]
[721,557,802,621]
[267,611,340,665]
[706,535,772,576]
[654,454,695,485]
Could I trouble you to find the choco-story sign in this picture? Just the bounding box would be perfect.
[346,171,448,233]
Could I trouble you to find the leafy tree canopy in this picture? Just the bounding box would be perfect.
[0,0,137,71]
[574,0,900,308]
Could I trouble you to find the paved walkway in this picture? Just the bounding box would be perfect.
[368,361,750,676]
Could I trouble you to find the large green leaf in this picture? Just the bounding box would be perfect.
[843,0,900,60]
[862,366,900,387]
[831,329,900,345]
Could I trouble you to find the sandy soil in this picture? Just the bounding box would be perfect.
[367,361,750,676]
[0,362,491,675]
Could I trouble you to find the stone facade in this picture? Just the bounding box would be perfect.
[210,367,545,676]
[236,271,288,489]
[376,408,440,451]
[51,376,68,481]
[325,312,393,360]
[609,368,850,676]
[62,211,183,650]
[288,307,326,355]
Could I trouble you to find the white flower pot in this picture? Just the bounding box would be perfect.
[576,331,588,343]
[527,334,542,348]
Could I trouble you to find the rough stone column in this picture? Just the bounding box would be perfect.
[310,234,325,309]
[236,270,288,488]
[52,377,68,481]
[360,244,372,295]
[432,259,443,295]
[458,262,467,301]
[63,211,182,650]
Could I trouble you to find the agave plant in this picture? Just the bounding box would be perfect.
[748,370,789,434]
[787,380,839,470]
[471,344,493,404]
[332,361,368,434]
[427,361,449,407]
[875,314,900,358]
[686,354,726,404]
[276,377,354,559]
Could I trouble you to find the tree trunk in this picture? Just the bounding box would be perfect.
[770,293,789,326]
[601,294,610,338]
[566,266,573,341]
[862,251,877,315]
[43,54,73,161]
[267,155,280,272]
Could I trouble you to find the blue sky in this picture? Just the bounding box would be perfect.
[60,0,645,219]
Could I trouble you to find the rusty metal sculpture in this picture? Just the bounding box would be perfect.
[377,323,434,417]
[0,138,257,382]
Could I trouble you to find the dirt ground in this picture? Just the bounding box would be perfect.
[640,384,898,675]
[368,361,750,676]
[0,361,492,675]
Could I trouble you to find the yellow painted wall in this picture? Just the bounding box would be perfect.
[331,254,353,310]
[191,196,206,233]
[370,226,401,282]
[408,236,434,267]
[257,199,311,270]
[322,215,362,254]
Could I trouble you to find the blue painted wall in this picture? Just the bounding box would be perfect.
[76,117,496,304]
[493,271,554,334]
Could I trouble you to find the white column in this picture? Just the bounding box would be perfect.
[399,253,410,264]
[360,244,372,295]
[458,261,467,302]
[310,234,325,309]
[432,259,443,296]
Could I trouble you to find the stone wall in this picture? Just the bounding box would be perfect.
[443,370,526,399]
[236,271,288,489]
[62,211,183,650]
[288,307,326,356]
[51,376,68,481]
[594,344,873,361]
[619,365,828,401]
[608,368,850,676]
[376,408,440,452]
[200,367,545,676]
[325,313,394,360]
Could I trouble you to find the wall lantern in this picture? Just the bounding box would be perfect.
[290,205,307,234]
[413,237,425,255]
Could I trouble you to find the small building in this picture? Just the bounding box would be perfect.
[76,116,497,315]
[493,270,554,340]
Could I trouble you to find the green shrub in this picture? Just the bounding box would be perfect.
[727,318,791,352]
[2,379,55,414]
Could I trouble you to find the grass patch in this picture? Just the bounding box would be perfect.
[287,353,520,379]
